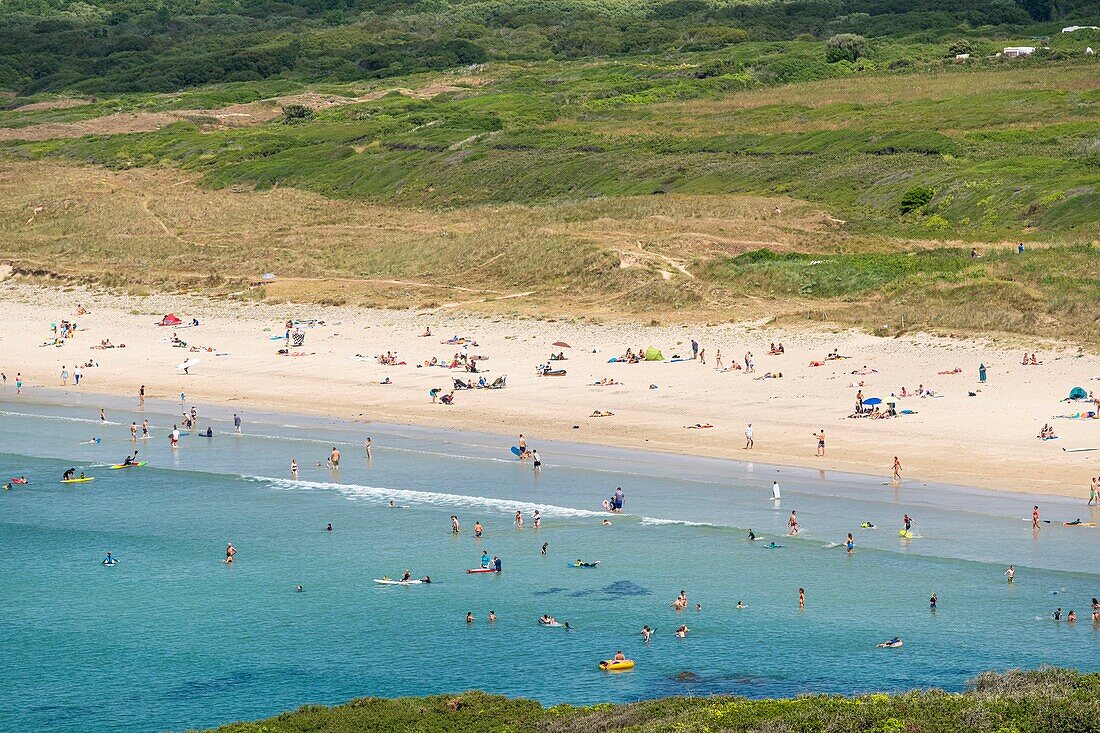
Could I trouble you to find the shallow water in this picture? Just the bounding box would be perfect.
[1,391,1098,733]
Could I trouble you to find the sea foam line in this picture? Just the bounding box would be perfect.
[246,476,611,519]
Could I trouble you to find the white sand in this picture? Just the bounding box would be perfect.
[1,284,1098,499]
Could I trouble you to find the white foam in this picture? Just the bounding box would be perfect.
[246,476,610,519]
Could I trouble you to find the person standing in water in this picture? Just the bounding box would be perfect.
[451,515,461,534]
[1089,477,1098,506]
[365,437,372,460]
[771,480,781,501]
[514,511,523,529]
[330,447,340,468]
[846,533,854,555]
[474,521,483,538]
[225,542,237,564]
[1032,505,1040,529]
[1005,565,1015,583]
[531,449,541,471]
[798,587,805,611]
[141,419,149,438]
[518,434,528,458]
[903,513,912,533]
[614,487,624,511]
[788,511,799,535]
[139,384,145,407]
[291,459,298,478]
[929,592,938,610]
[532,510,541,529]
[130,422,138,441]
[233,414,242,434]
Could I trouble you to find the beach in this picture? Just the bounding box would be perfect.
[0,282,1097,498]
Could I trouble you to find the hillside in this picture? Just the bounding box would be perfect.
[0,1,1097,340]
[198,668,1100,733]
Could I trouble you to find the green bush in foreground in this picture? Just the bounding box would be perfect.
[199,668,1100,732]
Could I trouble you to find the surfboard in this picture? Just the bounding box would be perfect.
[510,446,522,457]
[109,462,147,469]
[61,477,95,483]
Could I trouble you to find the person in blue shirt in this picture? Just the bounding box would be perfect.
[103,552,116,565]
[481,551,490,568]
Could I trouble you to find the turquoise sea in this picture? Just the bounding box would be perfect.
[1,390,1098,733]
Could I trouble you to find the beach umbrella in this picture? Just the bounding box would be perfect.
[552,341,571,348]
[862,397,882,406]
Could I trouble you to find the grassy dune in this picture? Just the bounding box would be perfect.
[198,668,1100,732]
[1,39,1097,340]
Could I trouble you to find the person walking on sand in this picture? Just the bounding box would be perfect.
[691,339,699,360]
[61,366,68,385]
[699,348,706,365]
[892,456,902,484]
[74,366,82,385]
[715,349,724,370]
[139,384,145,407]
[813,430,825,457]
[1089,477,1098,506]
[15,373,23,395]
[744,423,754,450]
[233,413,242,434]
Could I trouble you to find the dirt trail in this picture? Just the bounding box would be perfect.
[0,78,489,142]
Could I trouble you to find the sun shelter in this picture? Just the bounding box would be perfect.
[645,347,664,361]
[1069,387,1087,400]
[158,314,182,327]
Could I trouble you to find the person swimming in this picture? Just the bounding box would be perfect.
[102,552,116,565]
[765,541,782,549]
[860,521,875,529]
[736,601,746,609]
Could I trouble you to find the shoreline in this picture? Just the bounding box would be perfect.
[1,283,1097,500]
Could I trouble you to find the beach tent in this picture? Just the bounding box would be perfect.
[1069,387,1087,400]
[644,347,664,361]
[158,314,182,326]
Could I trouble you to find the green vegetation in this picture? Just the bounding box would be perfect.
[1,0,1096,95]
[0,0,1096,341]
[199,668,1100,732]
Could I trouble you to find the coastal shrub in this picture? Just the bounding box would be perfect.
[948,39,975,57]
[825,34,867,63]
[899,186,935,214]
[281,104,314,122]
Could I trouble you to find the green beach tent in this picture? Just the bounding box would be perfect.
[645,347,664,361]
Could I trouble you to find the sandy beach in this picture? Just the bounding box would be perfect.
[1,283,1097,498]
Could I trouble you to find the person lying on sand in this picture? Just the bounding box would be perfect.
[685,423,714,429]
[593,378,621,386]
[754,372,782,380]
[590,410,614,418]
